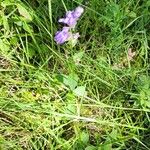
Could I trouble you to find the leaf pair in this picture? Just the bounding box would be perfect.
[56,74,86,97]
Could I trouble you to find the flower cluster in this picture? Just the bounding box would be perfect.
[54,6,84,45]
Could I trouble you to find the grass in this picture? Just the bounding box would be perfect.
[0,0,150,149]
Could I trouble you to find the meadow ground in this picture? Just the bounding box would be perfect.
[0,0,150,149]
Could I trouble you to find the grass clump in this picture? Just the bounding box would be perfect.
[0,0,150,149]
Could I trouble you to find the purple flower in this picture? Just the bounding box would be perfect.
[58,6,84,27]
[55,6,84,45]
[73,6,84,18]
[58,11,77,27]
[54,27,70,44]
[54,27,80,45]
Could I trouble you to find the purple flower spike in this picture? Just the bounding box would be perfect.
[58,6,84,27]
[54,27,70,44]
[55,6,84,45]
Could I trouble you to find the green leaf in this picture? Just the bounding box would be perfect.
[146,1,150,6]
[100,144,112,150]
[10,37,18,45]
[63,75,78,90]
[17,4,32,21]
[145,101,150,108]
[56,74,78,90]
[68,38,78,47]
[73,86,86,97]
[85,146,96,150]
[65,104,76,114]
[14,20,23,26]
[66,92,76,102]
[109,129,117,139]
[23,22,33,33]
[2,16,9,31]
[27,47,36,59]
[0,39,10,52]
[73,51,84,65]
[80,132,89,144]
[128,11,136,18]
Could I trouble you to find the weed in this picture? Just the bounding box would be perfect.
[0,0,150,149]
